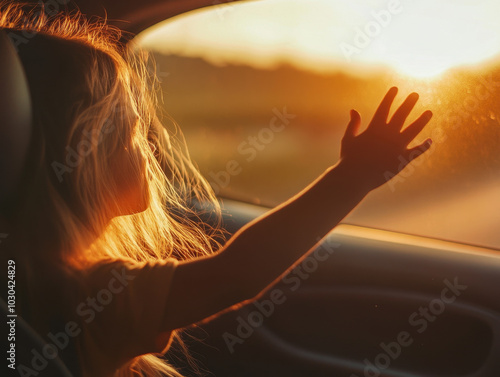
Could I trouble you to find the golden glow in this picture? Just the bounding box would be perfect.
[136,0,500,78]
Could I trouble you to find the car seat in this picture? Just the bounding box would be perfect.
[0,28,74,377]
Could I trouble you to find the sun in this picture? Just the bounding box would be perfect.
[136,0,500,79]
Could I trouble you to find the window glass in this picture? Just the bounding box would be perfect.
[135,0,500,250]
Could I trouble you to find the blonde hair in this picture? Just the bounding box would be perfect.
[1,2,224,376]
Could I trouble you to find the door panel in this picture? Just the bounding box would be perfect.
[170,199,500,377]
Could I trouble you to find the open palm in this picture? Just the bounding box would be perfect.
[340,87,433,190]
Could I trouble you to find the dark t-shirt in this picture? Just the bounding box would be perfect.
[77,258,178,376]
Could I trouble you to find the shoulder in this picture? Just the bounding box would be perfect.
[79,258,180,329]
[78,258,180,373]
[85,257,179,276]
[83,258,178,293]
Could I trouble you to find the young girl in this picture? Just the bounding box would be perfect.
[0,3,433,377]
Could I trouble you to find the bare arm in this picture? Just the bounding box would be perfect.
[162,87,433,330]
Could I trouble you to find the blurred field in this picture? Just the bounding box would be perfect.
[154,53,500,250]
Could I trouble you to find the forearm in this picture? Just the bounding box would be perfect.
[163,87,432,331]
[219,159,369,297]
[163,160,369,330]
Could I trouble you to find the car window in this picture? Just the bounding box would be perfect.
[134,0,500,250]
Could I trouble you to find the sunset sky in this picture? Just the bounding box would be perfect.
[136,0,500,78]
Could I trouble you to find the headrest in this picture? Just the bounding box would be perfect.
[0,29,32,209]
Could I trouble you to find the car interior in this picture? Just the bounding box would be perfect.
[1,1,500,376]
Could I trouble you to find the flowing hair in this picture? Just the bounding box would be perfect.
[0,2,224,376]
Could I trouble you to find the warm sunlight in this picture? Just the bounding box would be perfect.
[136,0,500,79]
[133,0,500,250]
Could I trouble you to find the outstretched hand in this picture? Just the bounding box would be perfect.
[339,87,433,191]
[166,90,435,329]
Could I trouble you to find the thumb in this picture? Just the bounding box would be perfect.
[344,109,361,140]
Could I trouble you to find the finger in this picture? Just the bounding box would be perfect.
[404,138,433,162]
[401,110,433,145]
[389,92,419,130]
[343,109,361,140]
[371,87,398,125]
